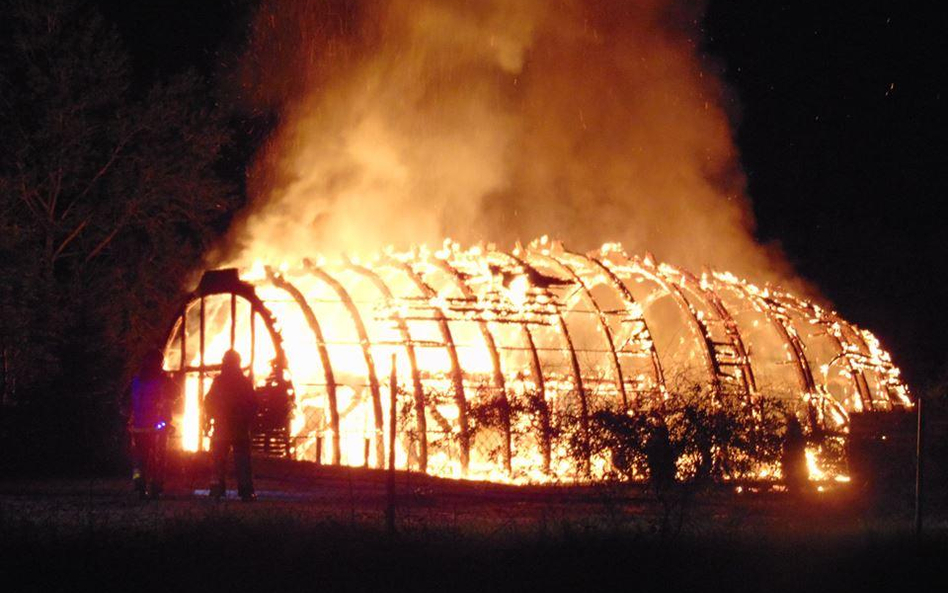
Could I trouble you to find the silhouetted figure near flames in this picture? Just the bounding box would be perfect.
[645,417,676,494]
[782,415,809,495]
[645,416,680,536]
[205,350,258,501]
[129,349,176,499]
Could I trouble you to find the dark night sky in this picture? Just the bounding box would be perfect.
[92,0,946,390]
[703,2,946,389]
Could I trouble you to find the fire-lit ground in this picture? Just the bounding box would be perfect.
[2,453,944,592]
[1,451,852,527]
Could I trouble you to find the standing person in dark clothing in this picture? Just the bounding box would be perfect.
[782,414,809,495]
[645,417,676,495]
[129,349,176,499]
[205,349,257,501]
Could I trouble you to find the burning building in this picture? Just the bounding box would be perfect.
[162,238,910,483]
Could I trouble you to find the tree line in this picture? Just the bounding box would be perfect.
[0,0,242,473]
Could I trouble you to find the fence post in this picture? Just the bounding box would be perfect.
[386,353,397,535]
[915,397,924,538]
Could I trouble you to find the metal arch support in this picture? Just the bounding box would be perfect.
[477,252,553,474]
[848,323,911,409]
[456,251,553,474]
[726,281,813,393]
[381,256,472,475]
[520,322,553,474]
[819,389,851,432]
[530,249,628,410]
[429,258,509,397]
[671,266,757,396]
[582,254,667,395]
[162,313,186,370]
[633,260,720,389]
[797,362,851,434]
[265,268,341,465]
[819,314,874,412]
[343,261,429,473]
[302,261,387,469]
[712,275,816,396]
[170,281,292,453]
[826,313,899,410]
[821,352,863,414]
[773,293,873,413]
[178,282,290,375]
[502,250,591,476]
[424,256,514,474]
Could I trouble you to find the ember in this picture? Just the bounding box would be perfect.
[163,238,909,483]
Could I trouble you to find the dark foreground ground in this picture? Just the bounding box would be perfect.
[2,453,946,592]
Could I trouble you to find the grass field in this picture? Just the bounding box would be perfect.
[2,453,945,592]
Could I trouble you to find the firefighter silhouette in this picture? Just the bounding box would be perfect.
[129,349,176,499]
[205,350,257,501]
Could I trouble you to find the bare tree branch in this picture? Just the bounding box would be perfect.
[47,166,63,220]
[83,225,121,264]
[51,216,89,261]
[60,128,142,222]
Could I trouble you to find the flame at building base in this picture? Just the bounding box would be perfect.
[163,238,910,484]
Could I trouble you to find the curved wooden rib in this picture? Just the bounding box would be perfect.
[501,249,591,476]
[382,256,472,475]
[531,249,629,410]
[771,292,872,413]
[425,256,513,475]
[669,265,757,396]
[344,261,429,473]
[632,259,720,389]
[582,252,667,396]
[711,273,815,396]
[265,268,341,465]
[302,260,387,469]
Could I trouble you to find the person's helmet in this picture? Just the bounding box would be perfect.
[221,349,242,373]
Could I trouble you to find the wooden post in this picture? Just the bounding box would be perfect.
[198,296,205,451]
[179,311,186,372]
[179,310,186,451]
[386,353,397,535]
[249,306,256,384]
[347,465,355,526]
[230,293,237,349]
[915,398,924,538]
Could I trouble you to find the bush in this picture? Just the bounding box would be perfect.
[581,386,791,534]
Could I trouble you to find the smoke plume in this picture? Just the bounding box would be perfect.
[227,0,794,284]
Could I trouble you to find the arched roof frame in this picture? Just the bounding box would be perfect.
[302,260,387,469]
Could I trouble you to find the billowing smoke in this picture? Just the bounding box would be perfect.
[226,0,795,285]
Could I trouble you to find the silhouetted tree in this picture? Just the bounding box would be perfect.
[0,0,238,472]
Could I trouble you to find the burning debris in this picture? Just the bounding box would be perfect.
[163,238,909,484]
